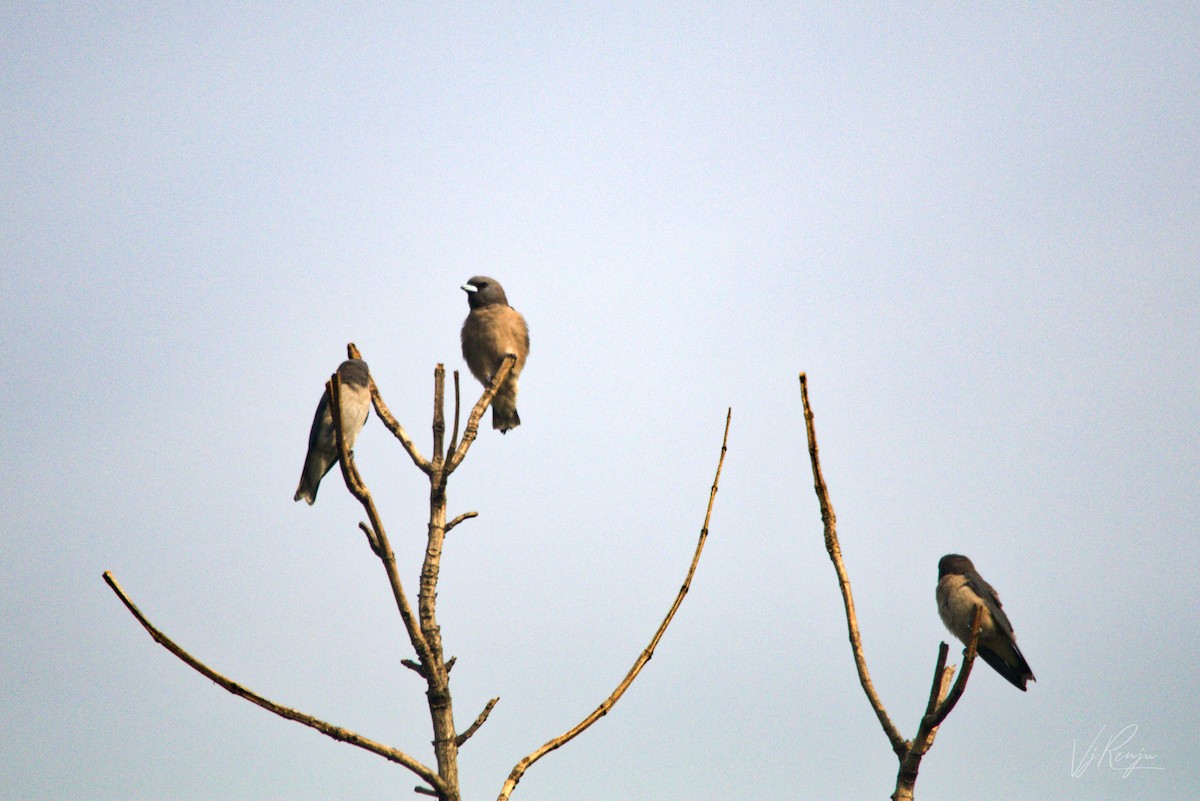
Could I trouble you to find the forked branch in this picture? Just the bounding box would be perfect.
[445,354,515,476]
[894,608,983,800]
[496,408,732,801]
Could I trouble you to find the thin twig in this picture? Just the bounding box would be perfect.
[402,659,428,678]
[433,364,447,469]
[920,644,952,724]
[370,378,433,476]
[359,522,383,557]
[101,571,444,793]
[799,373,906,756]
[448,370,462,458]
[445,355,516,477]
[445,511,478,534]
[456,697,499,747]
[496,409,732,801]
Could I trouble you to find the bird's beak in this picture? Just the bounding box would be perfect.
[461,283,478,293]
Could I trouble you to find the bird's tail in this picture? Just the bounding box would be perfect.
[294,454,330,505]
[491,378,521,433]
[294,480,317,505]
[979,641,1036,691]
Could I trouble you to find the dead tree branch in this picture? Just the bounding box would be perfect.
[346,342,432,476]
[445,511,478,534]
[496,408,732,801]
[799,373,906,755]
[448,370,462,456]
[101,571,444,793]
[457,697,500,747]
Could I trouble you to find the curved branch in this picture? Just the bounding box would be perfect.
[445,511,478,534]
[497,408,732,801]
[346,342,431,474]
[371,378,433,475]
[799,373,906,756]
[101,571,444,794]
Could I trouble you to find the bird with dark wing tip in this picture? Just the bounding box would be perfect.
[294,359,371,505]
[460,276,529,433]
[936,554,1036,691]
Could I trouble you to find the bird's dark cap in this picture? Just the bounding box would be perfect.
[462,276,509,309]
[938,553,976,578]
[336,358,370,387]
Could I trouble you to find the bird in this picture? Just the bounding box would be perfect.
[936,554,1036,691]
[294,359,371,505]
[460,276,529,433]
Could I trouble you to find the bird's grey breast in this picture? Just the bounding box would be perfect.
[937,574,991,640]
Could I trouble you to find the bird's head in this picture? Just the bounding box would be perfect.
[462,276,509,309]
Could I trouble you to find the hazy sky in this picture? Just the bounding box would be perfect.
[2,4,1197,800]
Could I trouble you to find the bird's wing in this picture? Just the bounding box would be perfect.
[966,572,1017,639]
[306,390,331,451]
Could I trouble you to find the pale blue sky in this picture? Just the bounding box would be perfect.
[2,4,1197,800]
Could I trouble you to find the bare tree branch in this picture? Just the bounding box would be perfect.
[496,408,732,801]
[920,644,953,724]
[456,697,500,747]
[445,511,478,534]
[432,364,447,474]
[448,370,462,458]
[101,571,444,793]
[799,373,906,756]
[359,521,383,557]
